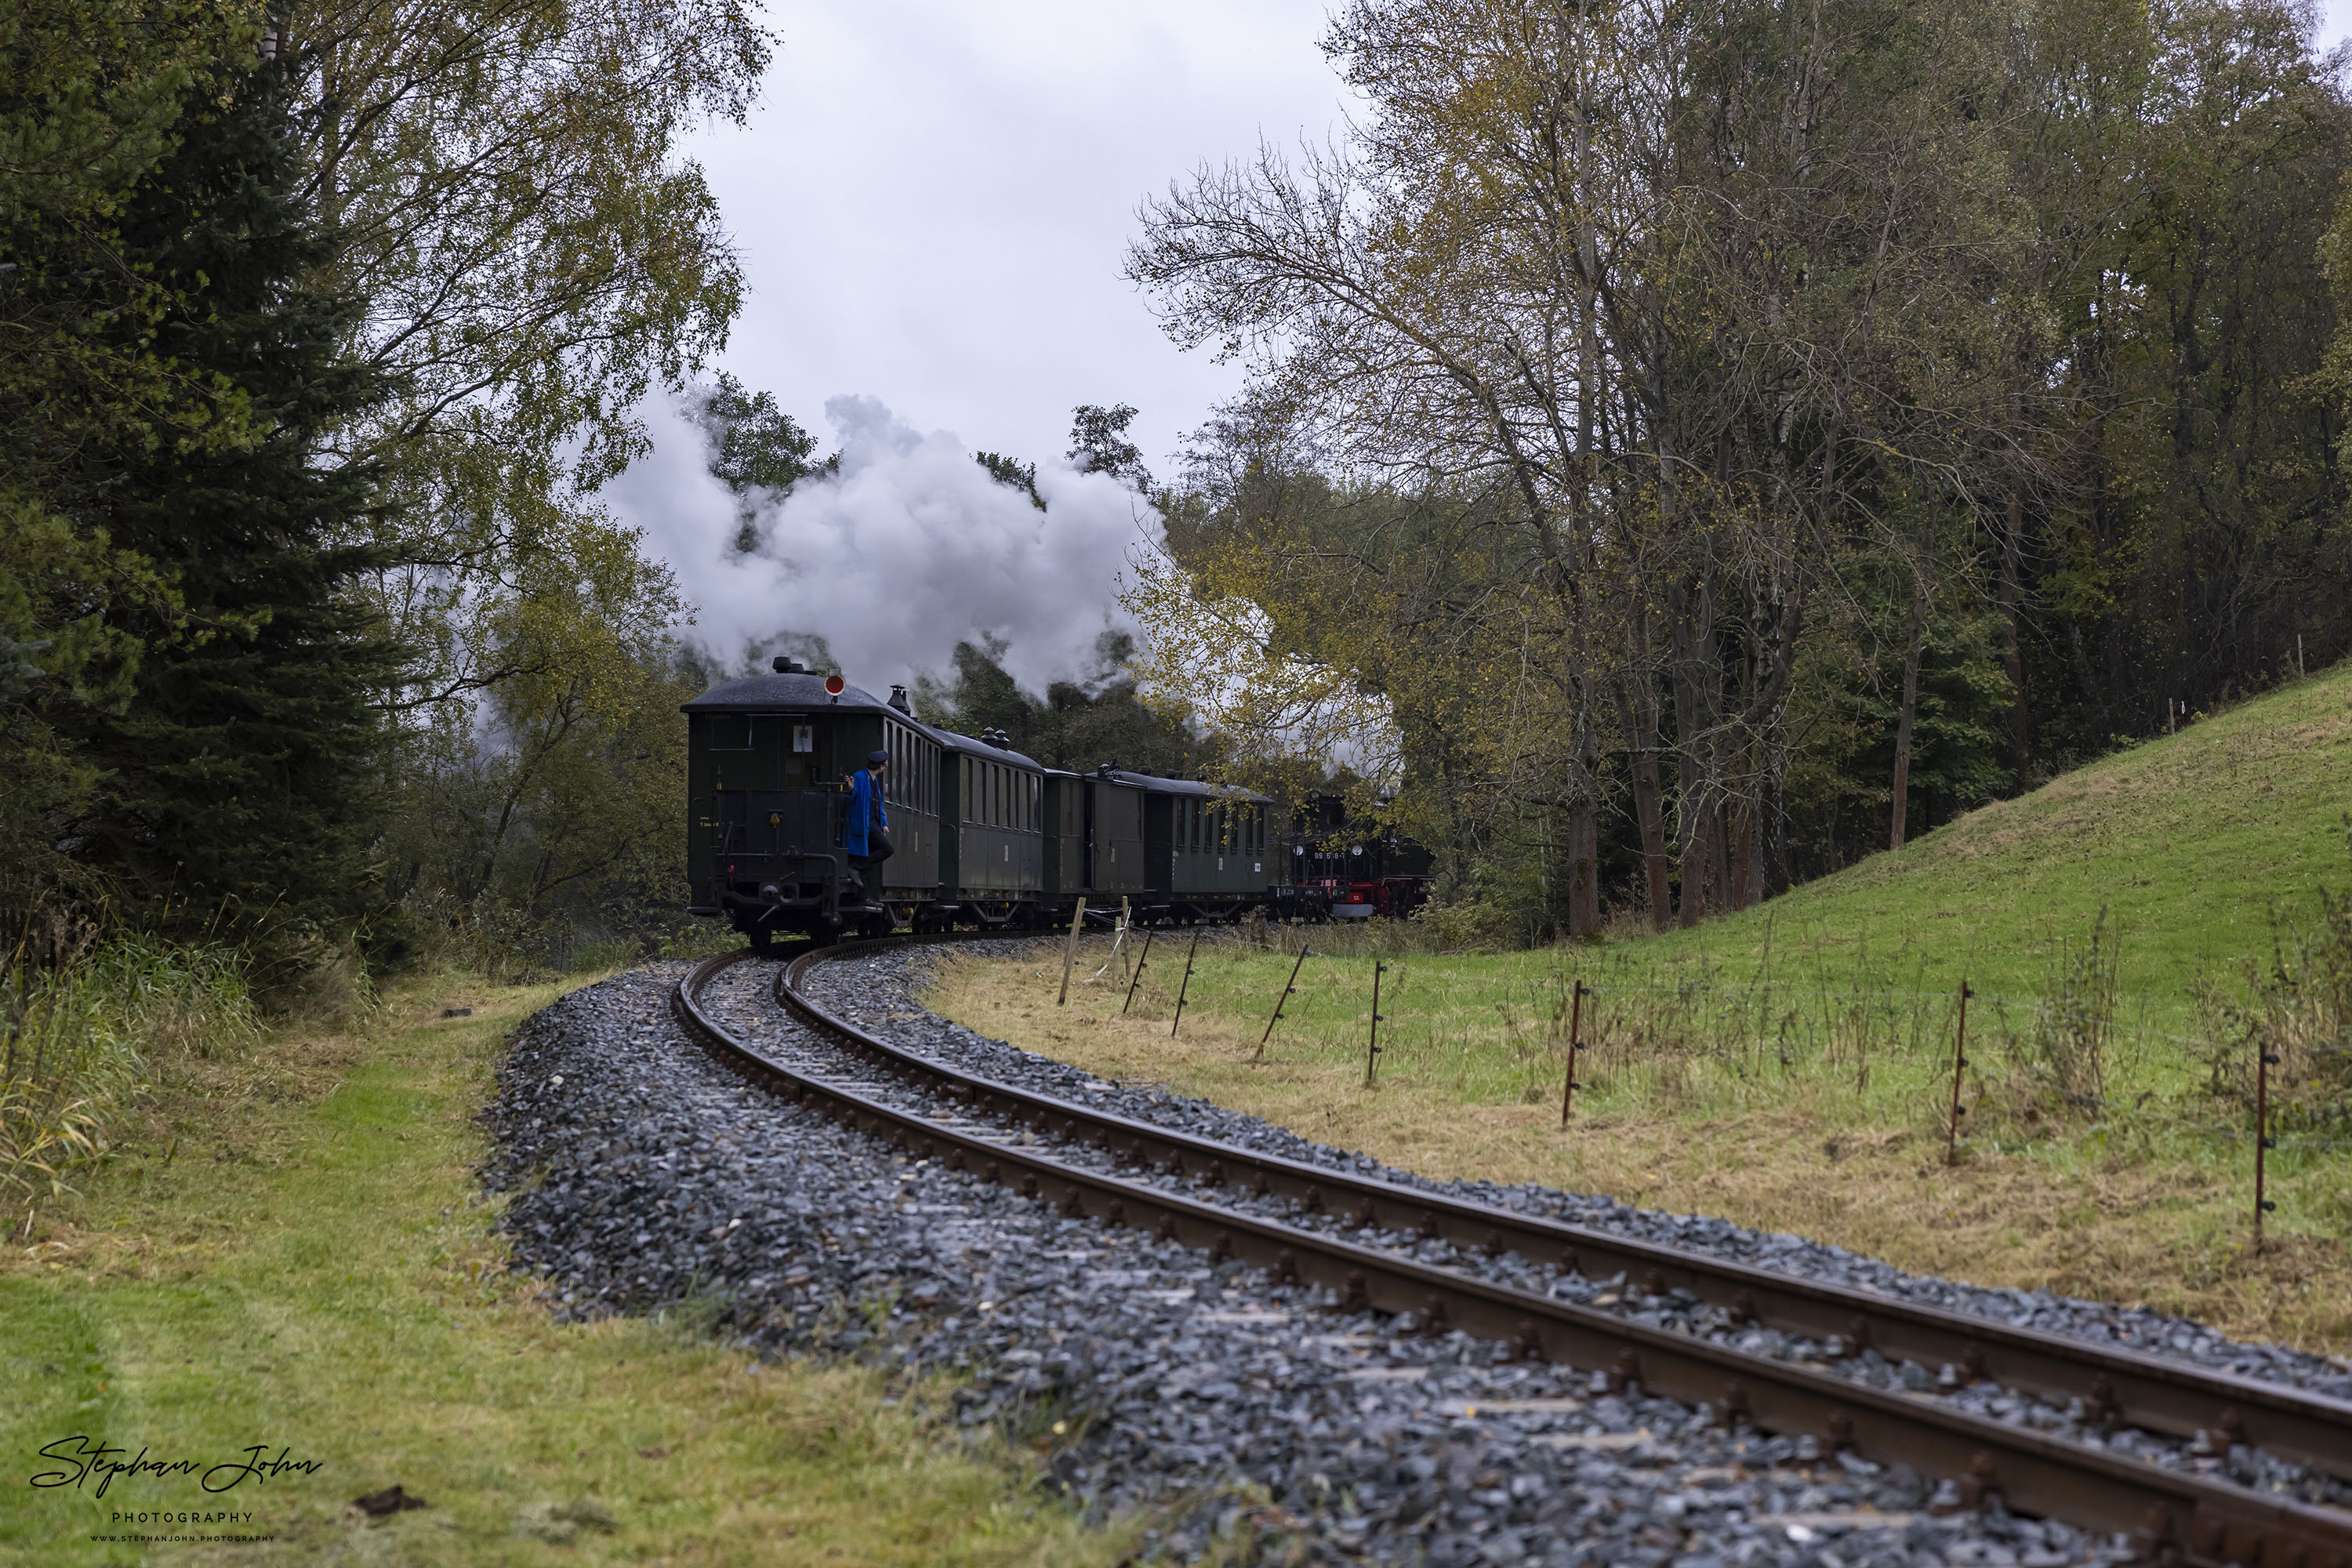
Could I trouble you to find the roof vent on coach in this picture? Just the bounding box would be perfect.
[771,656,804,673]
[888,684,911,714]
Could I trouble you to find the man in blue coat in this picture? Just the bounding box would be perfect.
[843,749,891,906]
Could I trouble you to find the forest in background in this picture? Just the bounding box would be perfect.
[3,0,772,991]
[1122,0,2352,942]
[5,0,2352,1002]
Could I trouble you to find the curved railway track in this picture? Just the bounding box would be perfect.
[672,937,2352,1568]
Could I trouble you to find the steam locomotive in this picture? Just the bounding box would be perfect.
[681,661,1431,946]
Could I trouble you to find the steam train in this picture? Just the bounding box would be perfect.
[681,661,1432,945]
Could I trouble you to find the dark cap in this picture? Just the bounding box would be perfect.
[867,749,890,766]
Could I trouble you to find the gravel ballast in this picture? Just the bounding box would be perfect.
[481,953,2317,1564]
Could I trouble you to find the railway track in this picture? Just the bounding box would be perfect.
[672,937,2352,1568]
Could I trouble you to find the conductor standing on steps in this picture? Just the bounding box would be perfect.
[843,749,891,908]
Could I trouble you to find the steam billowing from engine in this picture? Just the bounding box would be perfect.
[607,392,1154,694]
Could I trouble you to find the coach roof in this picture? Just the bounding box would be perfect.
[681,671,908,717]
[934,729,1044,768]
[1099,768,1269,803]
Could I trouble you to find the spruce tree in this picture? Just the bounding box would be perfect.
[51,49,397,971]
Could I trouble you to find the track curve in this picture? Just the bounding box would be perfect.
[672,938,2352,1568]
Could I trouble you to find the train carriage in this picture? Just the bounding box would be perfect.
[935,729,1047,923]
[683,664,1428,939]
[1098,768,1273,923]
[683,661,944,943]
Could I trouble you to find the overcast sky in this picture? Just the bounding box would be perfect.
[631,0,2352,691]
[684,0,1349,480]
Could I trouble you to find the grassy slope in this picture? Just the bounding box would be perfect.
[1,971,1133,1568]
[1622,660,2352,1015]
[924,666,2352,1354]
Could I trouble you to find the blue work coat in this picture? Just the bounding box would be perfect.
[843,769,888,856]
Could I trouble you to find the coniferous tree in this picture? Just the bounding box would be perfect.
[49,51,398,967]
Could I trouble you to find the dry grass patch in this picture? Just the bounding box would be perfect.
[927,949,2352,1359]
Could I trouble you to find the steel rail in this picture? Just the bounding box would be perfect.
[773,933,2352,1489]
[670,945,2352,1568]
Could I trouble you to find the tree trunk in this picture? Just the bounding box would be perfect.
[1616,674,1672,930]
[1746,805,1767,906]
[1890,579,1928,850]
[1678,805,1708,926]
[1709,802,1732,910]
[1729,801,1756,911]
[1566,803,1600,937]
[2000,490,2029,786]
[1668,577,1719,927]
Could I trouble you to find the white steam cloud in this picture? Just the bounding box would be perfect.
[604,394,1156,696]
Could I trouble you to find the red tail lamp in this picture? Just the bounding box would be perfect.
[824,674,845,695]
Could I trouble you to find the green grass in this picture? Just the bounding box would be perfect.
[1613,660,2352,1018]
[1138,656,2352,1102]
[1,968,1135,1567]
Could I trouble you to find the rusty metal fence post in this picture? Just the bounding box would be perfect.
[2256,1037,2278,1249]
[1558,979,1587,1126]
[1254,945,1312,1062]
[1122,927,1154,1015]
[1169,929,1201,1037]
[1946,980,1972,1166]
[1366,958,1388,1086]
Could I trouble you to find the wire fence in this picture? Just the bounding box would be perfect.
[1044,920,2348,1250]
